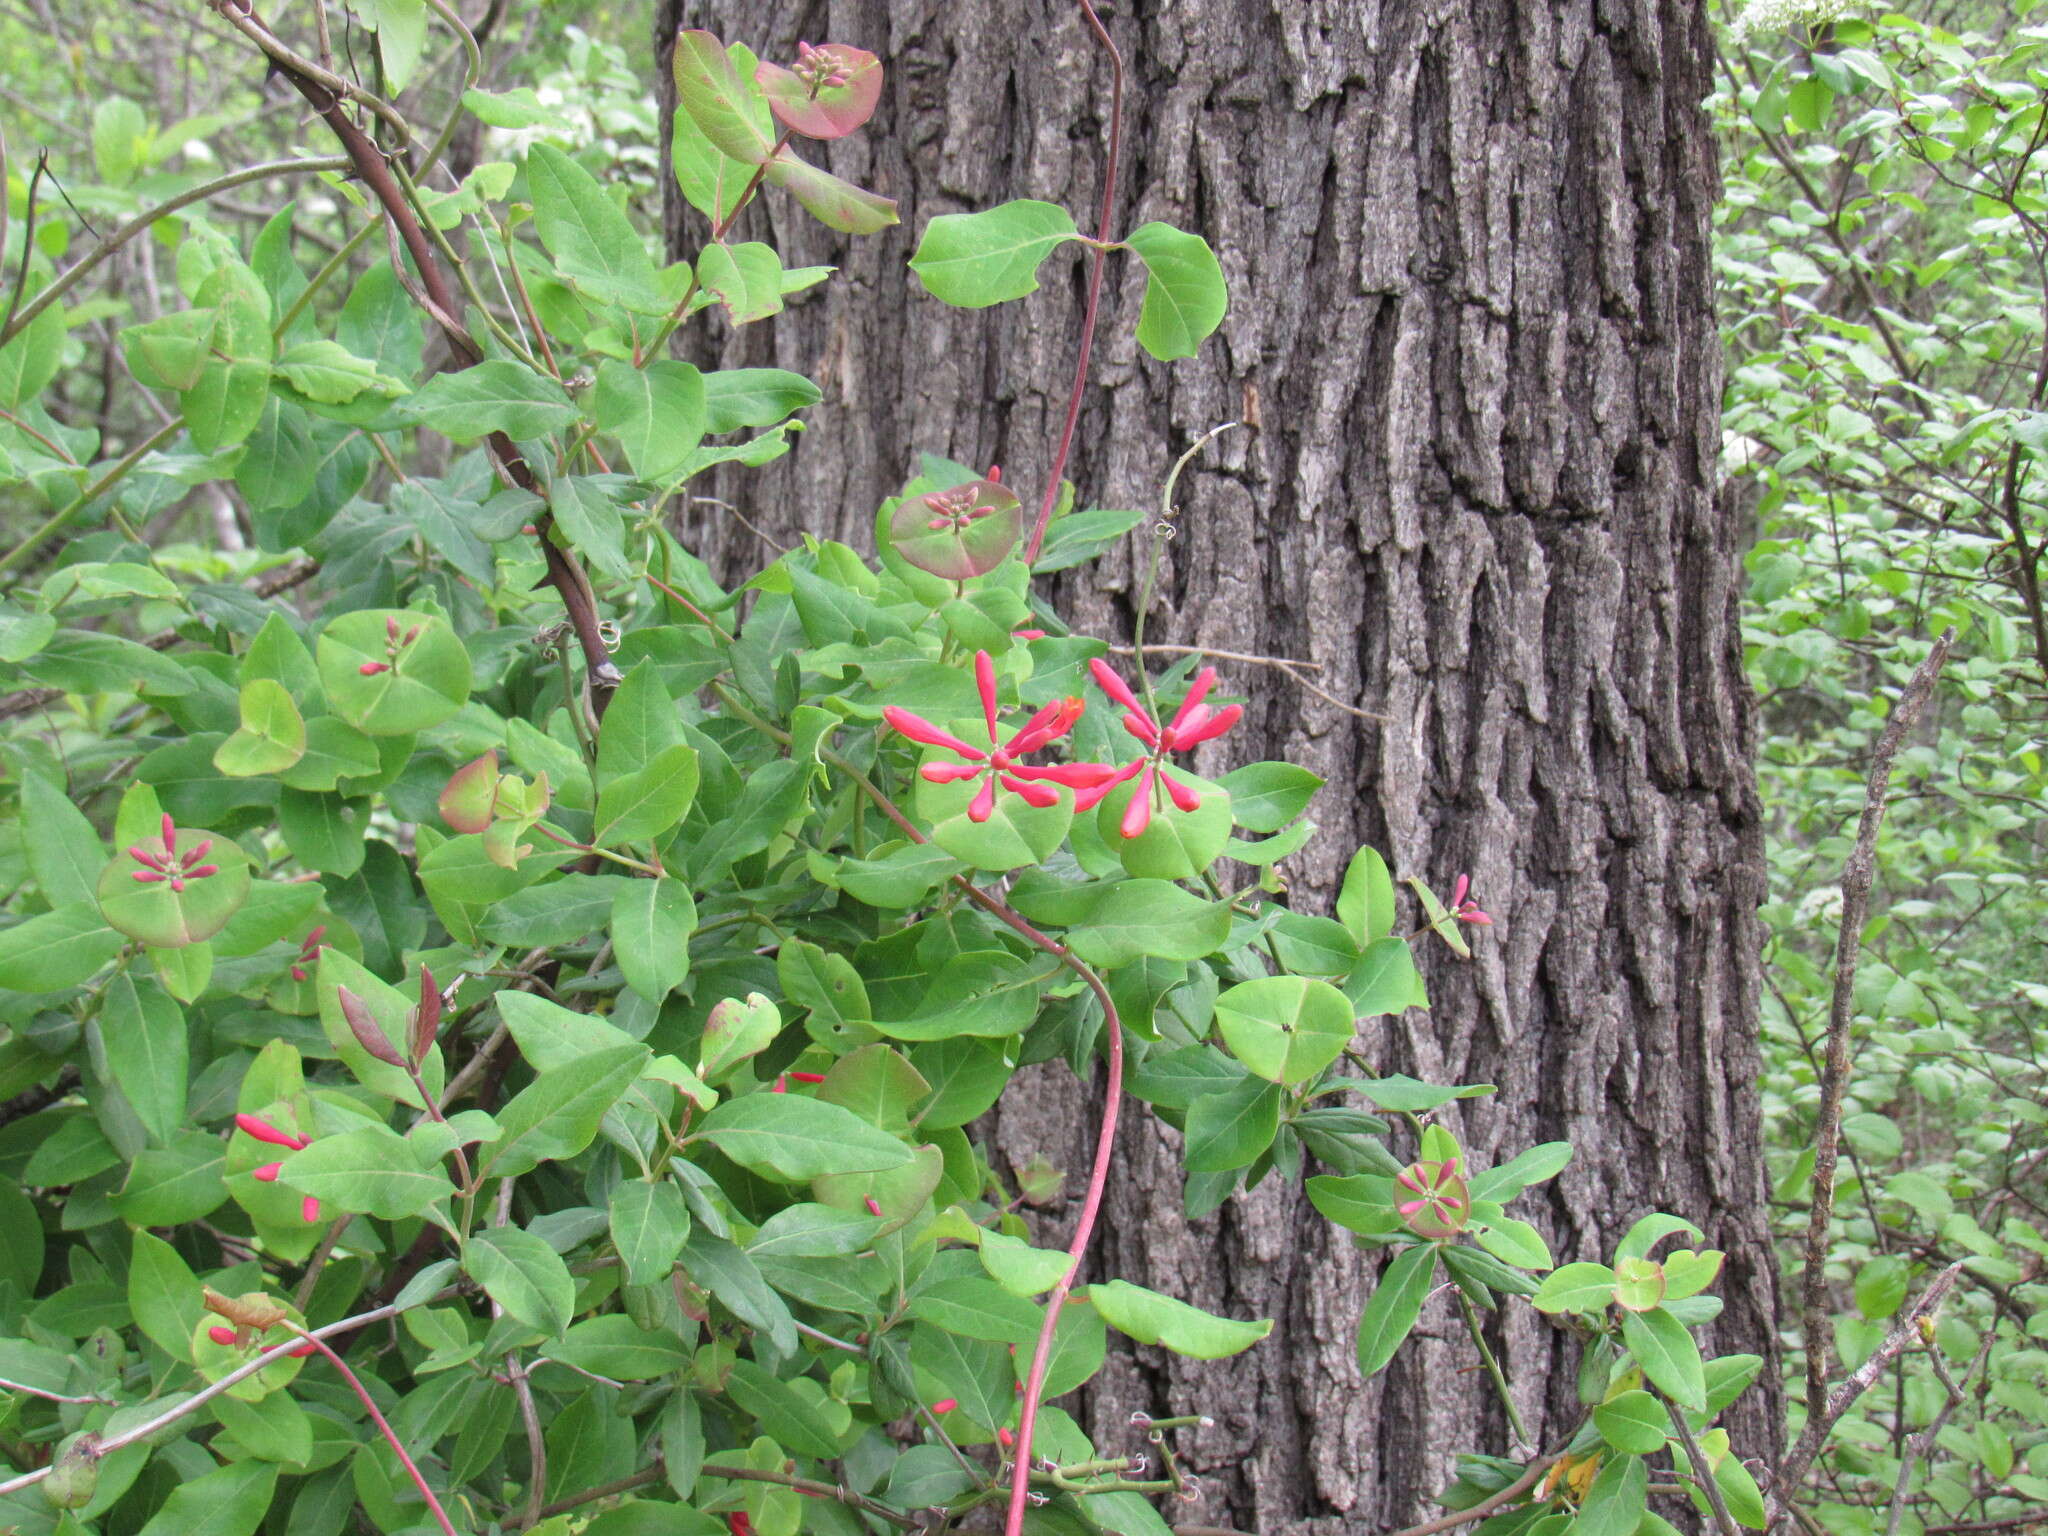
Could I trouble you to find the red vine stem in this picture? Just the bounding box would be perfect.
[707,685,1124,1533]
[288,1326,460,1536]
[1023,0,1124,566]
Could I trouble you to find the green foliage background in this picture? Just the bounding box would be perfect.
[0,0,2042,1533]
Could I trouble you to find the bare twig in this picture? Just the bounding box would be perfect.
[1798,630,1953,1423]
[1771,1262,1965,1525]
[1881,1332,1992,1536]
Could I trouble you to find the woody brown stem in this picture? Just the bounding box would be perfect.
[213,0,621,717]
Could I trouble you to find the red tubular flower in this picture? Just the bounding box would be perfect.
[930,1398,958,1414]
[882,651,1114,822]
[126,815,224,893]
[234,1115,320,1223]
[207,1325,239,1346]
[235,1114,310,1151]
[1448,874,1492,926]
[1078,660,1244,836]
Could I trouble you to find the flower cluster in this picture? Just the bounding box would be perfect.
[358,614,421,677]
[881,650,1243,834]
[1081,660,1241,836]
[127,815,219,893]
[882,652,1109,823]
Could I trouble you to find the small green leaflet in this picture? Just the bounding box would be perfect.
[1123,221,1228,360]
[1087,1280,1272,1359]
[910,200,1078,307]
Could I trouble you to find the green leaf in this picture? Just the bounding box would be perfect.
[1854,1253,1910,1320]
[20,773,105,907]
[1356,1245,1436,1376]
[1531,1262,1617,1315]
[910,201,1079,307]
[550,475,633,581]
[527,143,668,312]
[672,30,776,164]
[214,678,306,777]
[763,152,899,234]
[465,1226,575,1336]
[1336,846,1396,944]
[593,359,706,481]
[1592,1389,1670,1454]
[550,1315,690,1379]
[698,993,782,1081]
[1352,1074,1491,1113]
[1087,1280,1272,1359]
[95,972,187,1144]
[723,1359,844,1457]
[1213,975,1354,1085]
[696,241,785,323]
[908,1277,1046,1346]
[486,1043,652,1180]
[696,1093,914,1181]
[129,1230,202,1362]
[136,1458,278,1536]
[1182,1075,1281,1173]
[978,1229,1072,1297]
[747,1202,880,1258]
[0,302,65,409]
[1473,1217,1553,1272]
[594,743,700,845]
[0,903,124,991]
[609,1178,692,1286]
[1574,1449,1648,1536]
[700,368,822,433]
[1619,1306,1707,1410]
[1064,880,1232,967]
[612,878,697,1003]
[92,96,147,185]
[1306,1173,1404,1236]
[278,1126,456,1219]
[1341,937,1421,1017]
[1468,1141,1574,1205]
[317,609,472,735]
[402,359,577,442]
[273,339,404,404]
[1124,221,1227,360]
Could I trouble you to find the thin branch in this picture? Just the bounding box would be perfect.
[1770,1262,1965,1525]
[1668,1391,1742,1536]
[1023,0,1124,565]
[1798,631,1953,1424]
[1881,1333,1991,1536]
[1382,1421,1583,1536]
[0,157,351,347]
[0,1302,405,1498]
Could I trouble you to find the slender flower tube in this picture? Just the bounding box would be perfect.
[1078,660,1244,837]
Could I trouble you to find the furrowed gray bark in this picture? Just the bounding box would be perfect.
[657,1,1778,1526]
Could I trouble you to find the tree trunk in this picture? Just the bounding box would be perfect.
[657,1,1780,1527]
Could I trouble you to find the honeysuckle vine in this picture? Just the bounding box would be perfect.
[0,2,1777,1534]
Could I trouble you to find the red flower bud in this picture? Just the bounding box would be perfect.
[208,1326,238,1346]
